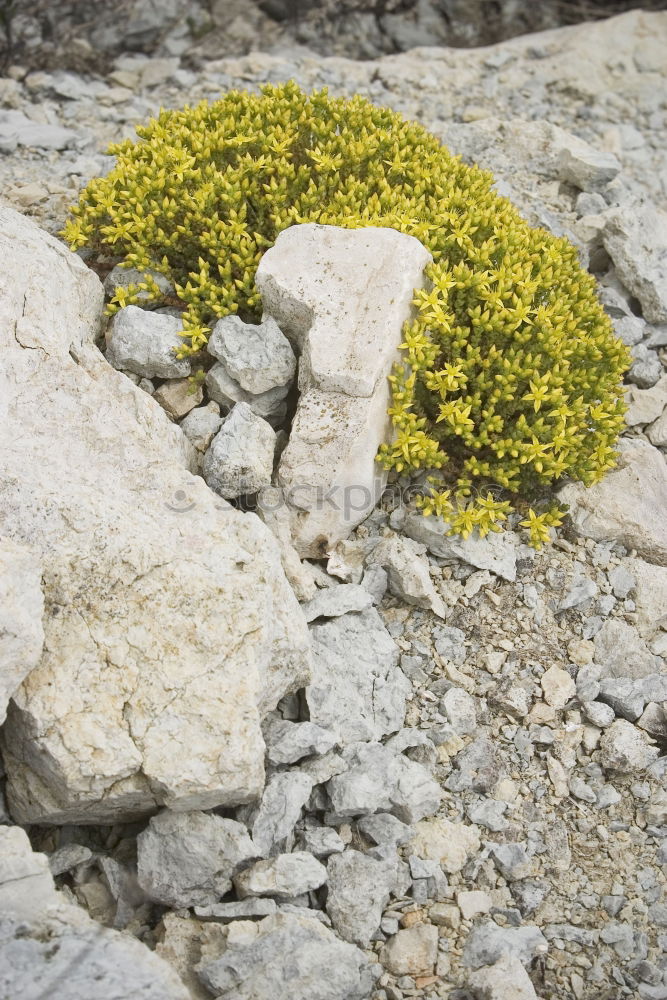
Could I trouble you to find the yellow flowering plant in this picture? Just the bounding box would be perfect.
[62,81,630,548]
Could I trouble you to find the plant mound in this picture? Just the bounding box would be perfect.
[63,81,629,547]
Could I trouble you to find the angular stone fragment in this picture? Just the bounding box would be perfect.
[194,899,277,921]
[326,850,399,946]
[307,609,410,745]
[593,619,660,679]
[0,538,44,724]
[409,817,481,874]
[401,509,518,581]
[302,584,373,622]
[327,742,442,824]
[202,402,276,499]
[0,826,58,921]
[153,377,203,419]
[469,952,539,1000]
[556,141,620,191]
[103,264,173,301]
[540,665,576,710]
[251,771,314,856]
[603,205,667,323]
[234,852,327,900]
[380,923,438,977]
[263,717,338,765]
[368,534,448,617]
[179,402,223,452]
[137,810,258,908]
[462,923,548,969]
[599,719,659,772]
[196,911,374,1000]
[106,304,191,378]
[208,314,296,393]
[0,205,310,824]
[559,439,667,566]
[256,223,431,556]
[205,361,289,423]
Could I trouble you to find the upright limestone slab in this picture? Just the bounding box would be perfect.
[0,206,310,824]
[256,224,431,557]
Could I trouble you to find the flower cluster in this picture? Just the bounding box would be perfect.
[63,81,629,547]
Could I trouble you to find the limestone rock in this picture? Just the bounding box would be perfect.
[251,771,314,856]
[302,583,374,622]
[593,619,660,679]
[137,810,258,908]
[234,852,327,899]
[409,817,481,874]
[103,265,173,301]
[0,826,59,921]
[462,922,548,970]
[202,402,276,499]
[179,402,223,453]
[105,304,191,378]
[380,923,438,977]
[205,361,289,423]
[256,223,431,556]
[326,850,399,946]
[469,952,539,999]
[153,378,203,419]
[307,609,410,745]
[540,665,576,710]
[196,911,374,999]
[599,719,659,772]
[207,314,296,393]
[558,439,667,566]
[0,538,44,724]
[401,509,518,581]
[263,717,338,765]
[0,204,310,824]
[368,534,448,617]
[256,486,318,602]
[602,205,667,323]
[327,742,442,824]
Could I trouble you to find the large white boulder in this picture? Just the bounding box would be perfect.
[0,205,310,824]
[256,224,431,557]
[0,538,44,723]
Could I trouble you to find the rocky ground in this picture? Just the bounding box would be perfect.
[1,8,667,1000]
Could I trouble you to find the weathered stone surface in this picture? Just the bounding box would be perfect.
[196,911,374,1000]
[194,899,277,921]
[0,204,310,824]
[234,852,327,899]
[0,538,44,724]
[307,609,410,745]
[205,361,289,423]
[602,205,667,323]
[401,509,518,581]
[103,264,173,301]
[409,817,481,875]
[302,583,374,622]
[202,402,276,499]
[137,810,258,907]
[593,619,660,679]
[263,717,338,765]
[558,439,667,566]
[0,827,189,1000]
[0,109,75,150]
[622,558,667,636]
[327,742,442,824]
[105,304,191,378]
[598,719,660,772]
[256,486,319,602]
[380,923,438,977]
[256,223,431,556]
[556,139,620,191]
[326,850,398,946]
[462,922,548,969]
[251,771,314,856]
[153,377,203,419]
[469,952,539,999]
[179,402,223,452]
[207,314,296,393]
[368,534,448,617]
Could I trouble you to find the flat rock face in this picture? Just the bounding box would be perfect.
[256,224,431,557]
[558,439,667,566]
[0,205,311,824]
[0,538,44,724]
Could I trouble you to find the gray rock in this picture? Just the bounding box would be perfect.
[48,844,93,877]
[252,771,314,856]
[402,510,517,581]
[441,686,477,735]
[103,265,173,301]
[302,584,373,622]
[205,362,289,422]
[637,702,667,738]
[608,565,636,599]
[307,609,410,745]
[558,575,598,611]
[194,899,277,921]
[557,142,620,191]
[360,563,388,603]
[629,344,663,388]
[462,922,548,969]
[490,843,532,881]
[466,799,508,832]
[298,827,346,858]
[207,314,296,393]
[593,619,659,679]
[380,923,439,977]
[434,625,467,664]
[599,719,660,772]
[582,701,616,727]
[0,109,75,151]
[264,718,338,765]
[179,402,223,452]
[614,314,646,347]
[327,742,442,824]
[105,305,191,378]
[576,663,602,702]
[357,813,413,847]
[598,676,648,720]
[469,952,539,1000]
[196,911,374,1000]
[234,852,327,900]
[137,809,257,908]
[326,850,399,946]
[603,205,667,323]
[367,534,448,617]
[202,402,276,499]
[0,826,59,921]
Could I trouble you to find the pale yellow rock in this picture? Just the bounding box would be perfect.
[409,817,481,874]
[541,665,576,710]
